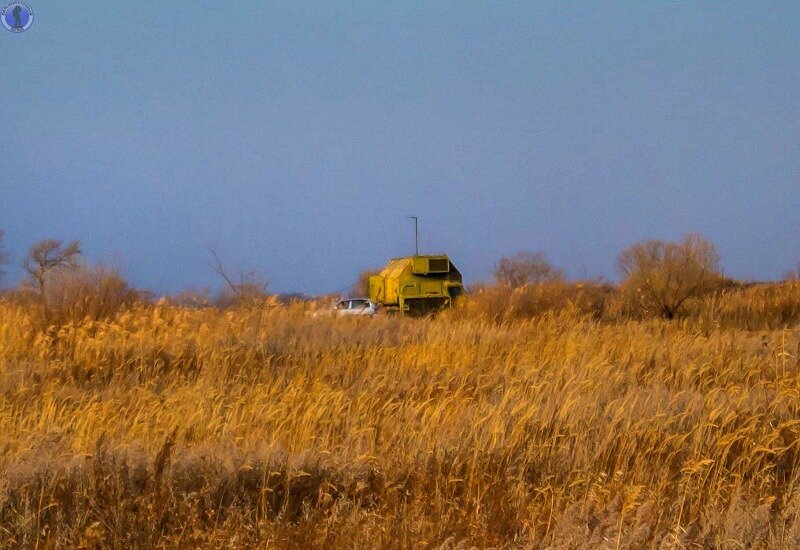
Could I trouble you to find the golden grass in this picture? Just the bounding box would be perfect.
[1,290,800,547]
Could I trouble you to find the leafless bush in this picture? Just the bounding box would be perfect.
[22,239,82,299]
[460,279,614,321]
[10,263,146,328]
[167,287,213,308]
[209,248,269,308]
[213,270,269,308]
[494,251,564,287]
[617,233,722,319]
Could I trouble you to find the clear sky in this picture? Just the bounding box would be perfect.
[2,2,799,294]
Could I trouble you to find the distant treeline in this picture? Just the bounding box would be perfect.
[1,230,799,330]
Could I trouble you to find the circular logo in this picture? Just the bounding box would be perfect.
[2,2,33,33]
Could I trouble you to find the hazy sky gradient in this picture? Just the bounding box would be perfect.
[3,2,799,294]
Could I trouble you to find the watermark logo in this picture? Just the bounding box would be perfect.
[2,2,33,33]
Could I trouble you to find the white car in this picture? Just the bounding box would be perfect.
[333,298,377,316]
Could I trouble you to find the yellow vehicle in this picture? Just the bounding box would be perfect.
[369,255,463,315]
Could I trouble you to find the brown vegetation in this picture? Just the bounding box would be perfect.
[494,251,564,287]
[209,248,269,308]
[353,268,380,297]
[617,234,721,319]
[1,231,800,547]
[0,229,8,283]
[22,239,82,299]
[461,279,614,322]
[7,261,145,331]
[1,282,800,547]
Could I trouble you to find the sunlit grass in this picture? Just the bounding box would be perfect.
[0,290,799,547]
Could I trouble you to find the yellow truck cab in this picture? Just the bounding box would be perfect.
[368,255,463,315]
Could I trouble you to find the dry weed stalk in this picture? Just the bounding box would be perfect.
[0,286,799,547]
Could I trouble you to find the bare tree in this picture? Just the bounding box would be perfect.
[618,233,721,319]
[209,247,240,296]
[494,251,564,287]
[208,247,268,307]
[22,239,82,299]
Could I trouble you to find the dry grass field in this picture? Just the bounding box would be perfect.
[2,283,800,548]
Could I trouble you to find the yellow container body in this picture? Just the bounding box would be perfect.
[369,255,463,314]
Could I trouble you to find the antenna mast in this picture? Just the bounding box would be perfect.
[409,216,419,256]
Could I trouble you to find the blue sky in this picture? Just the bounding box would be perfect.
[2,2,799,294]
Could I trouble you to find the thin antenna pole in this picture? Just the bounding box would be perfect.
[409,216,419,255]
